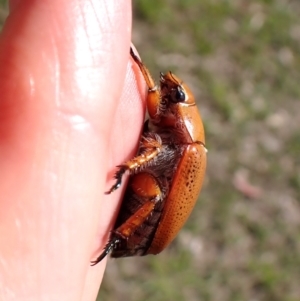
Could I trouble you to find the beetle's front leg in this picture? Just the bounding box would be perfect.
[130,47,162,122]
[105,134,162,194]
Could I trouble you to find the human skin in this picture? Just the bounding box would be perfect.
[0,0,146,300]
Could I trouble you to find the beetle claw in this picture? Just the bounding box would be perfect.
[91,237,120,266]
[105,166,127,194]
[105,182,122,194]
[104,184,120,195]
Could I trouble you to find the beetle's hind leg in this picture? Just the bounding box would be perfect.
[92,173,162,263]
[105,134,162,194]
[90,237,120,266]
[91,198,157,265]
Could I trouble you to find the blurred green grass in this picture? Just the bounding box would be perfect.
[1,1,299,300]
[0,0,7,27]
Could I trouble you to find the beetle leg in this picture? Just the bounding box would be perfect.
[92,173,162,264]
[90,200,156,266]
[114,199,156,238]
[130,47,161,121]
[130,47,156,90]
[105,134,162,194]
[90,236,120,266]
[104,167,127,195]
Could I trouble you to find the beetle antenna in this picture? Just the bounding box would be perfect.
[90,237,120,266]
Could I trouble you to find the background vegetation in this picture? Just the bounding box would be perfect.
[101,1,300,300]
[1,1,299,300]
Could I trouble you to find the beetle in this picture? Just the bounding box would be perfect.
[91,47,207,265]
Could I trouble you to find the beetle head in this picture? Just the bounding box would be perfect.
[156,72,205,144]
[160,72,195,106]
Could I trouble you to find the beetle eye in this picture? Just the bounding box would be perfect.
[171,87,186,103]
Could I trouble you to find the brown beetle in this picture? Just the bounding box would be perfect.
[91,48,207,265]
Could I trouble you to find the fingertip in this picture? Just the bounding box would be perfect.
[0,1,133,300]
